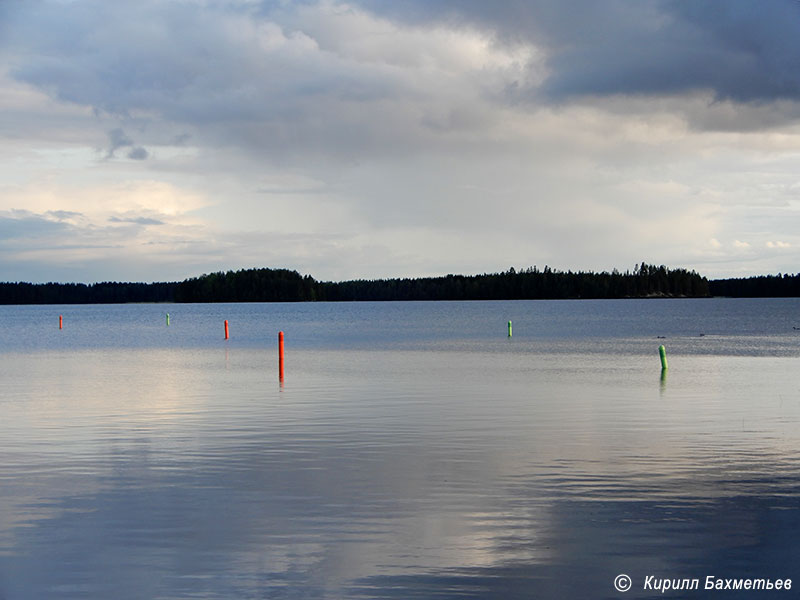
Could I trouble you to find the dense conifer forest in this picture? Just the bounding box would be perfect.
[1,264,798,304]
[708,273,800,297]
[315,263,709,301]
[0,281,176,304]
[0,263,707,303]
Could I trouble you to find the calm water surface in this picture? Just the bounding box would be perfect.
[1,299,799,599]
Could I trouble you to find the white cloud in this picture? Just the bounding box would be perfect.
[0,180,207,220]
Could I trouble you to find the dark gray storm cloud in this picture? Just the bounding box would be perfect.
[7,0,799,164]
[356,0,800,103]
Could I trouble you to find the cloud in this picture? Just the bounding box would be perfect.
[355,0,800,105]
[0,180,216,281]
[0,180,208,219]
[108,215,164,226]
[104,128,149,160]
[127,146,149,160]
[47,210,85,221]
[766,241,791,249]
[3,0,539,164]
[0,210,72,241]
[106,128,134,156]
[1,0,799,281]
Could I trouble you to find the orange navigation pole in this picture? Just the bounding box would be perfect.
[278,331,285,383]
[59,315,63,330]
[224,319,229,340]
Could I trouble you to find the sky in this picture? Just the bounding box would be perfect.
[1,0,799,283]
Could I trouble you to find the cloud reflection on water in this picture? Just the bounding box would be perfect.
[1,302,799,598]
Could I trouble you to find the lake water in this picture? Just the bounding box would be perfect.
[0,299,799,599]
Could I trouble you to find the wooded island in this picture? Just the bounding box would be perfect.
[1,263,798,304]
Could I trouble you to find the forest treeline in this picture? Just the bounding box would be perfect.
[0,263,710,304]
[316,263,709,301]
[1,264,797,304]
[0,281,176,305]
[708,273,800,297]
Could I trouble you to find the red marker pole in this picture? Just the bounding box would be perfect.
[59,315,63,330]
[224,319,229,340]
[278,331,285,382]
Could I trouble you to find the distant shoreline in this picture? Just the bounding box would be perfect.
[2,264,799,304]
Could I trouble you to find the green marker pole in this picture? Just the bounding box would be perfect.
[659,345,668,370]
[166,313,170,326]
[508,320,512,338]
